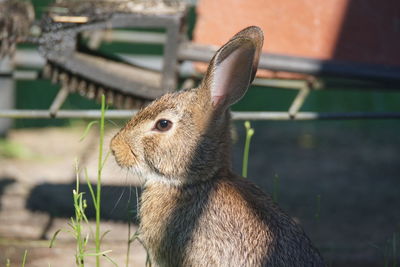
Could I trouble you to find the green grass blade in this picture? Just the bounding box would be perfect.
[242,121,255,178]
[129,231,140,243]
[103,253,118,267]
[79,121,98,142]
[100,230,111,245]
[84,250,113,257]
[84,167,97,210]
[101,151,111,172]
[21,250,28,267]
[49,229,63,248]
[95,94,106,267]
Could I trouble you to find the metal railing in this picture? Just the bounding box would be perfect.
[1,110,400,120]
[1,34,400,122]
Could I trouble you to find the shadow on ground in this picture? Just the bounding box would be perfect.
[0,177,15,211]
[26,182,141,239]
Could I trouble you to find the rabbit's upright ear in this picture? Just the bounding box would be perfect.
[201,26,263,109]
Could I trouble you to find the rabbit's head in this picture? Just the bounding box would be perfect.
[111,26,263,185]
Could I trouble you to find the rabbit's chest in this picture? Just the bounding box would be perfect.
[139,190,182,240]
[138,185,211,263]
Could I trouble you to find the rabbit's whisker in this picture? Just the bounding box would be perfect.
[111,185,126,214]
[107,118,120,127]
[135,185,140,221]
[111,169,130,214]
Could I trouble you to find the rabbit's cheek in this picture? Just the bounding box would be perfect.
[142,136,163,164]
[142,134,182,177]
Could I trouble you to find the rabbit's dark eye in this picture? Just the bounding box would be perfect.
[155,119,172,132]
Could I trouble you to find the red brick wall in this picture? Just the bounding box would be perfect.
[194,0,400,66]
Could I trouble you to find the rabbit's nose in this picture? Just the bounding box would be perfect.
[110,133,137,167]
[110,134,119,155]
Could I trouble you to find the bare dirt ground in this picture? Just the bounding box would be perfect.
[0,120,399,266]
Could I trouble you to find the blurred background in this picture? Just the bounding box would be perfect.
[0,0,399,266]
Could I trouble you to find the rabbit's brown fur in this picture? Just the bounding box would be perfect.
[111,26,325,266]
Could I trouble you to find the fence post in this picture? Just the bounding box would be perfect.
[0,56,15,136]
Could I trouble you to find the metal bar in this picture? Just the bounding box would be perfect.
[87,30,104,49]
[49,86,69,117]
[0,110,136,119]
[0,110,399,120]
[15,49,46,68]
[178,43,400,83]
[103,30,166,44]
[161,18,181,91]
[13,70,39,80]
[232,112,400,120]
[14,49,398,91]
[14,40,400,85]
[288,85,311,117]
[110,13,186,29]
[253,78,311,90]
[180,78,196,90]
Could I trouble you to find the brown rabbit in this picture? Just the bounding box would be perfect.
[111,26,325,266]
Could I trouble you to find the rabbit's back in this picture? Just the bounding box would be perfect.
[139,174,324,266]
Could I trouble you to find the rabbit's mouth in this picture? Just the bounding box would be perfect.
[113,148,137,168]
[110,134,138,168]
